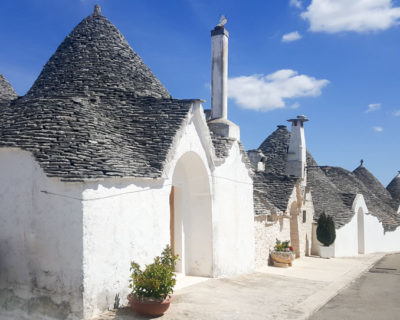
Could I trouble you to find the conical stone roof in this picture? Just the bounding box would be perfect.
[258,125,290,175]
[0,6,199,181]
[353,163,398,210]
[0,74,17,103]
[387,172,400,203]
[321,165,400,231]
[26,6,170,99]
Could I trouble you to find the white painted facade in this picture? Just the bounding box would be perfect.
[254,183,313,267]
[0,102,254,319]
[0,148,84,319]
[312,194,400,258]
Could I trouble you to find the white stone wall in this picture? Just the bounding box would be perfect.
[364,215,400,253]
[298,188,314,257]
[80,103,255,318]
[312,194,400,257]
[254,215,291,268]
[212,142,254,277]
[254,183,313,267]
[0,148,85,320]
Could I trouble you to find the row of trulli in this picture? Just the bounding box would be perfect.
[0,5,399,320]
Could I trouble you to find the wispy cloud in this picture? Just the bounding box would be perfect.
[373,126,384,132]
[301,0,400,33]
[394,110,400,116]
[228,69,329,111]
[290,0,303,9]
[282,31,302,42]
[366,103,382,113]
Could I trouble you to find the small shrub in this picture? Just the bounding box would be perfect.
[129,245,178,301]
[316,212,336,247]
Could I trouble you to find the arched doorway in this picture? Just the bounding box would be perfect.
[357,207,365,254]
[290,202,300,258]
[170,152,213,277]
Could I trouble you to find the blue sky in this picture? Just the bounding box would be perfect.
[0,0,399,185]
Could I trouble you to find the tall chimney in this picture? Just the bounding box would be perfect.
[211,21,228,120]
[208,16,240,140]
[286,115,309,179]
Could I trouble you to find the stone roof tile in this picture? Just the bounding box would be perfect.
[353,164,398,210]
[306,154,355,228]
[253,171,297,213]
[0,74,17,104]
[258,125,290,175]
[387,172,400,203]
[0,94,193,181]
[26,8,170,100]
[321,165,400,232]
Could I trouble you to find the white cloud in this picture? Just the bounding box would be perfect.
[290,0,303,9]
[282,31,302,42]
[394,109,400,116]
[301,0,400,33]
[366,103,382,113]
[373,126,384,132]
[228,69,329,111]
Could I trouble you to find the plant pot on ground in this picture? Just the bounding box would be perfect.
[128,245,178,317]
[271,239,295,267]
[317,212,336,258]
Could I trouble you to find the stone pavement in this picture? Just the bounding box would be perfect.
[310,253,400,320]
[93,253,385,320]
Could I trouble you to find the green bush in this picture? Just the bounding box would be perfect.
[129,245,178,301]
[316,212,336,247]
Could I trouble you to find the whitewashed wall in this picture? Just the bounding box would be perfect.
[254,215,291,267]
[254,184,313,267]
[364,215,400,253]
[212,142,254,277]
[81,103,255,318]
[312,194,400,257]
[0,148,84,320]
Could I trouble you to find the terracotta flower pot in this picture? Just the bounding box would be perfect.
[128,294,172,317]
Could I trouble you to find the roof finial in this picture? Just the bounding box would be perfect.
[94,4,101,15]
[217,15,227,27]
[360,159,364,167]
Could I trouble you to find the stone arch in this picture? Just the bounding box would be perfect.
[357,207,365,254]
[289,202,300,258]
[170,151,213,277]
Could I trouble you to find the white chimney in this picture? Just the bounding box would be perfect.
[286,115,309,179]
[208,17,240,140]
[211,24,228,120]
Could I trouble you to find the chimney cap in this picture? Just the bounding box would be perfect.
[287,115,309,123]
[211,26,229,37]
[277,125,287,129]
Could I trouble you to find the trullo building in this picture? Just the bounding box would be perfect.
[0,6,254,319]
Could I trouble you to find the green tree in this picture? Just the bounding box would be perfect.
[317,212,336,247]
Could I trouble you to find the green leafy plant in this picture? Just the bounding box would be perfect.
[274,239,294,252]
[129,245,178,301]
[316,212,336,247]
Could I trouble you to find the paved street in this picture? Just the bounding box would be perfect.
[93,253,384,320]
[311,253,400,320]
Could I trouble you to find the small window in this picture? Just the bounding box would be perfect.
[303,210,307,223]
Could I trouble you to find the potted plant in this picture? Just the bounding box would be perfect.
[270,239,295,267]
[317,212,336,258]
[128,245,178,317]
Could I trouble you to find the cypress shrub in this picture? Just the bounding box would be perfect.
[316,212,336,247]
